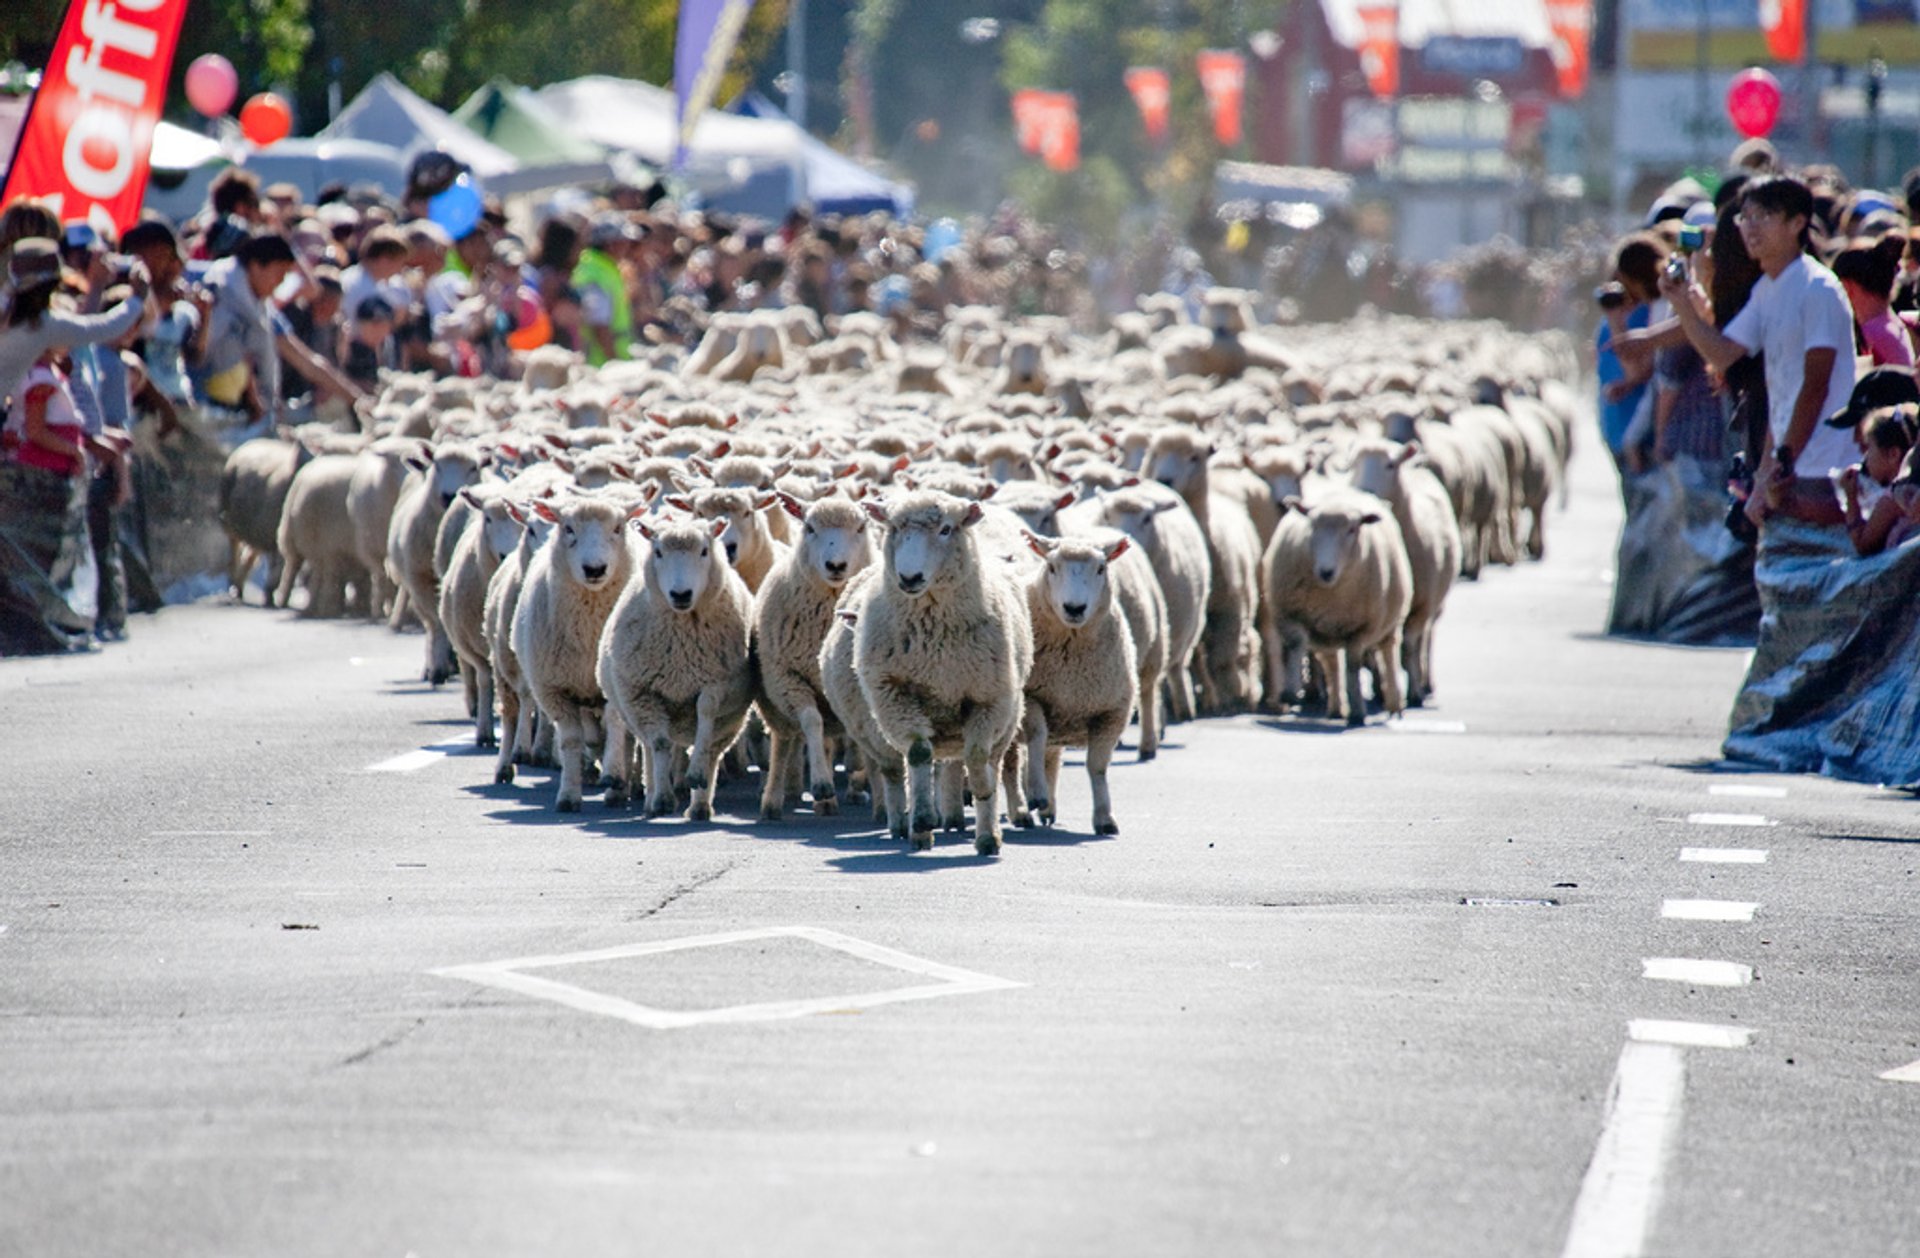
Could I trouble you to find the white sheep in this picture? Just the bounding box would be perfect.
[751,493,875,820]
[1013,534,1137,834]
[218,434,314,606]
[512,494,640,811]
[854,492,1034,854]
[664,487,789,593]
[819,568,908,838]
[597,513,756,820]
[274,453,364,617]
[1145,427,1263,713]
[345,436,425,624]
[1088,482,1210,724]
[1351,439,1461,708]
[386,443,484,684]
[439,484,522,748]
[1261,490,1412,726]
[484,498,557,785]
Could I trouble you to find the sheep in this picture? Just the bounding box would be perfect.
[1088,482,1210,724]
[854,492,1034,855]
[1013,534,1138,834]
[484,499,558,785]
[438,484,522,748]
[993,332,1050,396]
[386,443,484,686]
[1261,490,1413,727]
[1145,427,1264,713]
[1062,522,1170,762]
[274,453,364,617]
[345,436,423,623]
[710,315,787,383]
[663,487,788,593]
[1350,439,1461,708]
[218,435,312,606]
[597,513,756,820]
[819,570,908,838]
[751,493,875,820]
[511,494,640,811]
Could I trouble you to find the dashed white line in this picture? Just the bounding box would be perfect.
[1707,784,1787,799]
[149,830,270,837]
[1627,1019,1755,1049]
[1641,958,1755,987]
[1662,899,1759,922]
[1686,813,1776,827]
[1878,1059,1920,1084]
[366,736,472,773]
[1560,1040,1685,1258]
[1679,847,1769,864]
[1386,718,1467,734]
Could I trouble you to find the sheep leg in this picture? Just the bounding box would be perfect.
[601,709,632,808]
[1044,747,1063,812]
[228,537,250,604]
[1260,621,1289,714]
[964,751,1002,857]
[759,726,795,821]
[1191,646,1221,716]
[1374,630,1407,718]
[639,724,675,818]
[906,740,938,850]
[936,760,968,831]
[461,659,479,719]
[1166,651,1197,723]
[1002,744,1031,829]
[872,750,909,841]
[685,692,722,823]
[1135,668,1160,760]
[553,705,587,812]
[1087,716,1123,835]
[1313,649,1346,722]
[1341,646,1367,729]
[274,545,302,612]
[387,580,411,631]
[531,710,555,766]
[493,680,520,784]
[796,706,839,816]
[473,661,497,749]
[1024,715,1052,827]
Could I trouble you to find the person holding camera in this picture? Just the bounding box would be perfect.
[1595,236,1663,478]
[1661,175,1856,530]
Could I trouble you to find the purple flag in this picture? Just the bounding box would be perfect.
[674,0,757,169]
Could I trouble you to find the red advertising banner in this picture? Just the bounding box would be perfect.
[1761,0,1807,63]
[1012,89,1079,171]
[1356,4,1401,100]
[1011,87,1048,156]
[1124,66,1171,143]
[1544,0,1594,98]
[1196,50,1247,145]
[2,0,190,233]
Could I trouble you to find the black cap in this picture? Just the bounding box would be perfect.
[121,219,182,260]
[1826,366,1920,428]
[355,295,396,323]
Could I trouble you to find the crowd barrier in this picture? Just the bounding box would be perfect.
[1608,457,1761,646]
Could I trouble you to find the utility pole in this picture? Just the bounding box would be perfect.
[1694,0,1710,170]
[788,0,807,129]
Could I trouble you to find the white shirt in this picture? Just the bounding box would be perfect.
[1723,254,1859,477]
[340,265,412,332]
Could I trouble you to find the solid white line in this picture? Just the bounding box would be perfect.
[1679,847,1769,864]
[1662,899,1759,922]
[366,736,472,773]
[1708,784,1787,799]
[1560,1040,1686,1258]
[1641,958,1754,987]
[1686,813,1775,827]
[1627,1019,1754,1049]
[1878,1059,1920,1083]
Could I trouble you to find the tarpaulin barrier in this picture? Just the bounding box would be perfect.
[0,460,96,655]
[1607,457,1761,646]
[129,414,235,600]
[1724,519,1920,786]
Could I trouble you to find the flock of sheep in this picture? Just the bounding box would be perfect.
[219,290,1582,855]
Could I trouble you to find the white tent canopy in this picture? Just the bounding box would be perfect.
[319,72,520,182]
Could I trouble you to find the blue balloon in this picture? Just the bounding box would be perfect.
[428,177,483,240]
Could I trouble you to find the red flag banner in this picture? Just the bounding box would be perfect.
[1356,4,1401,100]
[1544,0,1593,98]
[1196,50,1247,145]
[1124,66,1171,143]
[2,0,191,232]
[1011,87,1049,155]
[1760,0,1806,63]
[1012,89,1078,171]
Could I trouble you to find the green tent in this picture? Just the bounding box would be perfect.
[452,80,621,193]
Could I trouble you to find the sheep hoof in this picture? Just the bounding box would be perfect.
[687,802,713,823]
[494,765,515,785]
[910,829,935,851]
[1346,713,1366,729]
[555,796,581,814]
[889,824,909,842]
[942,813,966,833]
[974,832,1002,857]
[1095,819,1120,836]
[604,784,629,808]
[1137,746,1157,762]
[644,799,673,819]
[812,790,839,816]
[759,803,783,822]
[1028,795,1050,817]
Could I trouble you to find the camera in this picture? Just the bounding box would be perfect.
[1775,443,1796,475]
[1594,281,1628,311]
[1663,252,1689,285]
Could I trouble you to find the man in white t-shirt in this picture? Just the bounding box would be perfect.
[1662,175,1854,528]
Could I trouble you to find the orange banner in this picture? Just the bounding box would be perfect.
[1356,4,1401,100]
[1545,0,1593,98]
[1124,66,1171,143]
[1196,50,1246,145]
[2,0,191,232]
[1011,87,1048,156]
[1761,0,1807,63]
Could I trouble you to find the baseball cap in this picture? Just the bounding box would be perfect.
[1826,365,1920,428]
[8,238,62,290]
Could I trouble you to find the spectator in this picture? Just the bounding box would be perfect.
[196,232,295,421]
[199,168,264,261]
[0,198,60,287]
[0,238,146,408]
[281,267,345,411]
[1664,175,1857,529]
[1597,233,1666,475]
[1837,404,1917,555]
[1831,237,1914,367]
[573,214,636,365]
[121,219,198,431]
[344,296,396,391]
[340,226,411,344]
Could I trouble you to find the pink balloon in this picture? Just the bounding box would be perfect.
[1726,67,1783,139]
[185,54,238,118]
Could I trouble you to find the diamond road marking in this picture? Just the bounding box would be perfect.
[429,926,1026,1030]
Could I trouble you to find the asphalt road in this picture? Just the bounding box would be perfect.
[4,434,1919,1258]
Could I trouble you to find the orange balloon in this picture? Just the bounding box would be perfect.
[239,92,292,146]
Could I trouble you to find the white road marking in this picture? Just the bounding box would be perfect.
[1679,847,1769,864]
[1387,718,1467,734]
[1686,813,1775,827]
[149,830,270,837]
[1878,1059,1920,1083]
[366,736,472,773]
[1708,784,1787,799]
[430,926,1026,1030]
[1662,899,1759,922]
[1627,1019,1754,1049]
[348,656,365,666]
[1559,1040,1685,1258]
[1641,958,1754,987]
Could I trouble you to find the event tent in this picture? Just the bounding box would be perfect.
[451,80,620,193]
[319,72,520,184]
[730,92,913,218]
[144,136,410,223]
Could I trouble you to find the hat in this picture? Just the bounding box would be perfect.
[1826,366,1920,428]
[355,295,396,323]
[1682,200,1717,228]
[8,238,62,290]
[120,219,183,260]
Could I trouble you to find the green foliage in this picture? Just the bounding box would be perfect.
[1006,151,1133,246]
